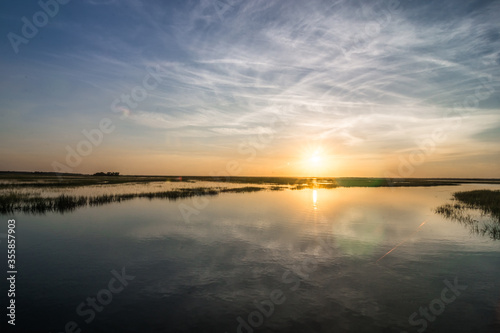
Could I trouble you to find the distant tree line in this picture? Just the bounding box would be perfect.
[93,172,120,176]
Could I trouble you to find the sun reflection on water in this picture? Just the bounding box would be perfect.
[313,189,318,209]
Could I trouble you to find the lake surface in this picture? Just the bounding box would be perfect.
[2,184,500,332]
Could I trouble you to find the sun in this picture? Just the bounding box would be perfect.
[297,145,331,176]
[310,154,322,165]
[308,148,323,166]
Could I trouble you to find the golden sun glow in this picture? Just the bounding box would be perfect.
[296,145,335,177]
[307,149,323,168]
[310,154,321,165]
[298,145,329,177]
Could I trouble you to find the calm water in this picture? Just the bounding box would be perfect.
[2,185,500,332]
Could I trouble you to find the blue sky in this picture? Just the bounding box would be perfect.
[0,0,499,177]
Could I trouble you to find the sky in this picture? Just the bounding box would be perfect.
[0,0,499,177]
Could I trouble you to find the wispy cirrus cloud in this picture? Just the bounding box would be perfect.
[0,0,498,175]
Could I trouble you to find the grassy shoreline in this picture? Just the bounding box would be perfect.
[3,173,500,216]
[2,172,500,189]
[0,186,267,214]
[435,190,500,240]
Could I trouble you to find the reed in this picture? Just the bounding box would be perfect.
[4,172,499,190]
[435,190,500,240]
[0,174,183,189]
[452,190,500,219]
[0,187,263,214]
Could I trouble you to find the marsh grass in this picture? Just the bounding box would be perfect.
[452,190,500,220]
[435,190,500,240]
[292,183,339,190]
[0,174,184,189]
[186,176,467,187]
[270,186,286,191]
[0,187,262,214]
[220,186,264,193]
[4,173,499,190]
